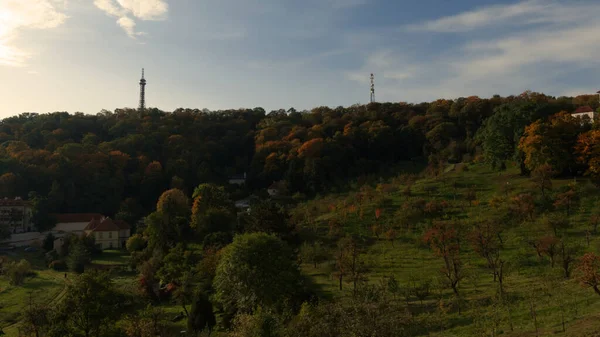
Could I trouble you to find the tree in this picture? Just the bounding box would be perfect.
[575,129,600,178]
[56,271,122,337]
[300,241,328,268]
[335,236,368,295]
[531,164,554,197]
[518,111,582,174]
[187,291,216,334]
[559,239,580,279]
[5,259,32,285]
[554,189,579,217]
[244,200,294,240]
[213,233,305,315]
[192,183,232,210]
[21,294,50,337]
[469,221,506,295]
[510,193,535,221]
[156,188,190,218]
[576,253,600,296]
[538,235,559,267]
[126,234,147,253]
[423,221,464,295]
[68,242,90,273]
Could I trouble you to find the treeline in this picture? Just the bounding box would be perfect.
[0,92,598,227]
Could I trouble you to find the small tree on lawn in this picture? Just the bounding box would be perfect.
[554,189,579,217]
[576,253,600,296]
[531,164,554,197]
[6,259,32,286]
[538,235,559,268]
[423,221,464,296]
[300,241,328,268]
[68,242,90,274]
[469,221,506,295]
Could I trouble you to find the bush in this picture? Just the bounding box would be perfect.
[126,234,147,253]
[202,232,232,250]
[49,260,67,271]
[6,259,32,286]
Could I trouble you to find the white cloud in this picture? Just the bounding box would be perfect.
[349,0,600,103]
[93,0,168,38]
[0,0,68,67]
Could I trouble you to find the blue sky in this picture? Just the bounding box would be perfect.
[1,0,600,117]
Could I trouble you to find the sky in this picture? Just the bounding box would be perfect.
[1,0,600,117]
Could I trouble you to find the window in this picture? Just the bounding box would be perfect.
[109,232,112,239]
[99,232,103,239]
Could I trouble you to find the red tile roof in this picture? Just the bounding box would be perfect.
[87,217,120,232]
[51,213,104,223]
[114,219,131,230]
[574,106,594,113]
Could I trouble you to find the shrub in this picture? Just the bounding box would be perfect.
[49,260,67,271]
[126,234,147,253]
[6,259,32,286]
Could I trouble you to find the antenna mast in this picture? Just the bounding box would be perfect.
[370,73,375,103]
[139,68,146,112]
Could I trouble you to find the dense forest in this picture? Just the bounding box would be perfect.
[5,92,600,337]
[1,91,599,230]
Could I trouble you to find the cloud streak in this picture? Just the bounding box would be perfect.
[405,0,600,33]
[349,0,600,103]
[0,0,68,67]
[93,0,168,38]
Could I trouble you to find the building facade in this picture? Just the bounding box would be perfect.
[51,213,131,250]
[0,198,34,234]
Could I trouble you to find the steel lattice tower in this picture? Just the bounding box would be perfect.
[370,73,375,103]
[139,68,146,112]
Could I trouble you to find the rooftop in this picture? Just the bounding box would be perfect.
[51,213,104,223]
[0,197,31,207]
[573,106,595,114]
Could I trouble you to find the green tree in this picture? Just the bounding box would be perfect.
[126,234,147,253]
[244,200,293,240]
[188,291,217,334]
[56,271,122,337]
[213,233,304,315]
[300,241,328,268]
[67,242,90,274]
[5,259,32,285]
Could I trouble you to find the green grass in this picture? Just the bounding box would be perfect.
[294,161,600,336]
[91,249,130,266]
[0,249,69,336]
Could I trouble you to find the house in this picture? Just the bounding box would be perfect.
[84,217,130,250]
[228,172,247,185]
[0,197,34,234]
[571,106,597,123]
[51,213,131,250]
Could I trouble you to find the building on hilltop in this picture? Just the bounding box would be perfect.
[571,106,597,124]
[0,197,34,234]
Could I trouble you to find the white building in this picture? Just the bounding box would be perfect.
[571,106,597,124]
[0,197,34,234]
